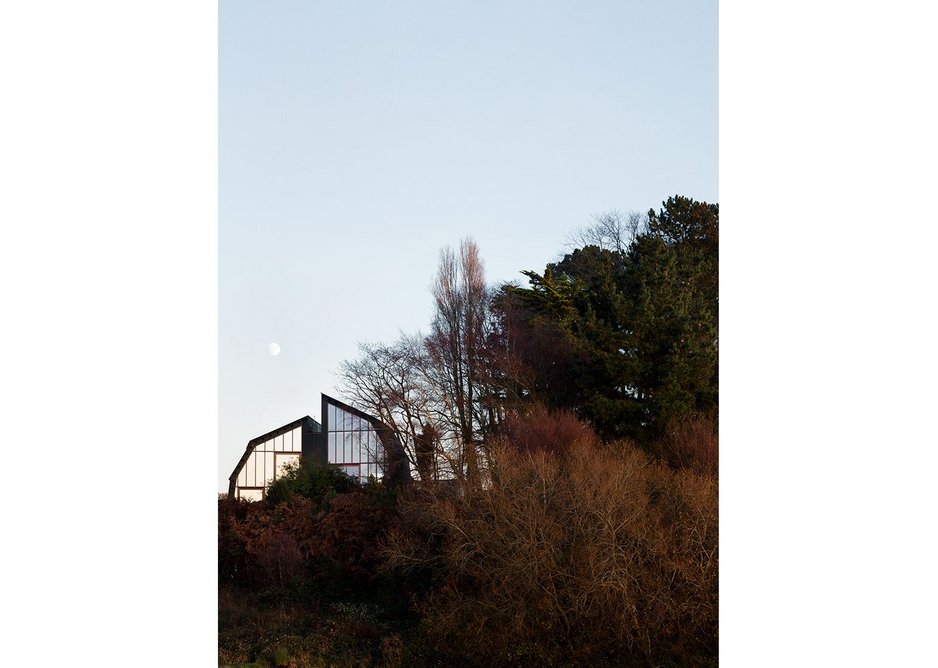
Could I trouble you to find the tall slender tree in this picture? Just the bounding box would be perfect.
[425,238,491,482]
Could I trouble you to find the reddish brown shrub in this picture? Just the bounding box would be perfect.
[311,490,398,581]
[658,414,718,475]
[496,403,598,457]
[223,486,400,589]
[218,497,251,586]
[386,440,718,666]
[228,498,314,588]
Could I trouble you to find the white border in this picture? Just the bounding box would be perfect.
[1,2,217,663]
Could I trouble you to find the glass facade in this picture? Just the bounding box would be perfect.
[235,425,303,500]
[229,396,396,500]
[326,401,383,482]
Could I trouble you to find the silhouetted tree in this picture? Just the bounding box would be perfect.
[339,239,502,484]
[337,335,435,476]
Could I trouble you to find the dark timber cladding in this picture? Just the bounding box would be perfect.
[227,393,412,500]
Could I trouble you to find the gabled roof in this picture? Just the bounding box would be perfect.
[322,393,392,432]
[229,415,320,487]
[247,415,319,446]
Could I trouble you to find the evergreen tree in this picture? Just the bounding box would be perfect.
[507,196,718,443]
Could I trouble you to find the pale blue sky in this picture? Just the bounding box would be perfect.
[219,0,717,491]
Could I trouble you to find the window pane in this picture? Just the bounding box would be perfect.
[239,488,263,502]
[264,451,275,487]
[292,427,302,451]
[276,453,299,478]
[344,431,355,462]
[246,452,257,487]
[328,432,337,462]
[274,434,284,452]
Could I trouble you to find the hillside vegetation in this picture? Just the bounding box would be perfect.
[220,197,719,667]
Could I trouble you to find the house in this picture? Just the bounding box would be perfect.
[227,393,411,500]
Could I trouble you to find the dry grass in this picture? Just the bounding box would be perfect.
[218,586,407,668]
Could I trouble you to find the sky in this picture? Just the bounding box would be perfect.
[219,0,718,492]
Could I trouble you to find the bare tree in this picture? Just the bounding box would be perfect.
[338,239,501,486]
[336,335,435,477]
[425,238,491,484]
[567,209,646,254]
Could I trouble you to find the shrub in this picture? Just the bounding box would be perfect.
[495,403,599,457]
[381,633,404,668]
[657,414,718,475]
[385,439,718,666]
[311,485,400,585]
[228,497,314,588]
[218,496,251,586]
[265,459,358,507]
[223,475,402,591]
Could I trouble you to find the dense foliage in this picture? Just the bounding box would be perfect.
[387,435,718,667]
[220,414,717,667]
[505,196,718,443]
[264,459,358,507]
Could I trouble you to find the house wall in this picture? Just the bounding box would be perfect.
[229,394,410,500]
[233,423,304,500]
[303,417,328,466]
[322,396,384,481]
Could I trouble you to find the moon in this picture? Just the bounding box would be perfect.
[269,342,281,356]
